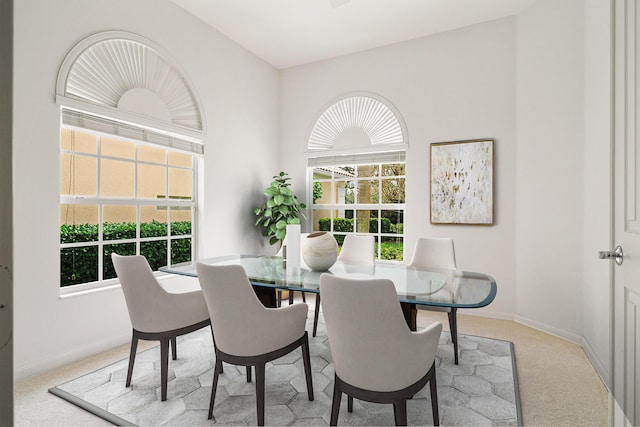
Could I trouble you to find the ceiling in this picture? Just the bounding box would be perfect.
[171,0,536,69]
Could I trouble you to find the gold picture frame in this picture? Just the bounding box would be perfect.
[430,139,494,225]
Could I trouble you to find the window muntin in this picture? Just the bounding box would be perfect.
[59,128,196,289]
[309,162,405,261]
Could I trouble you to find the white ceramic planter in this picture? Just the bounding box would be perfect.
[302,232,338,271]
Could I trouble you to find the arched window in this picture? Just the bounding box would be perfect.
[56,32,205,291]
[307,93,407,261]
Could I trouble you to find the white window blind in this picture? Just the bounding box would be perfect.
[307,150,406,167]
[308,95,406,150]
[61,109,204,155]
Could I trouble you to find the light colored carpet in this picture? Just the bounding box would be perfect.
[15,296,608,426]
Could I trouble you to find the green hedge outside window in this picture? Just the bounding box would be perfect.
[60,221,192,287]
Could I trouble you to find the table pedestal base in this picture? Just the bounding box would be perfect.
[253,286,277,308]
[400,302,417,331]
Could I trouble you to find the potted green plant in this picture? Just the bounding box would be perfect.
[254,171,307,245]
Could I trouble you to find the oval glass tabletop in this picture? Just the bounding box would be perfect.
[161,255,497,309]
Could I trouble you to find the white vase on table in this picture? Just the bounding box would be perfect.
[302,232,338,271]
[285,224,301,270]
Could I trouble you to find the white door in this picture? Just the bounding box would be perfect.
[611,0,640,424]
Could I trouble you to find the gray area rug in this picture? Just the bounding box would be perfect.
[50,315,522,426]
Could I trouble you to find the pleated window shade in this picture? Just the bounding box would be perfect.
[307,150,406,167]
[61,109,204,155]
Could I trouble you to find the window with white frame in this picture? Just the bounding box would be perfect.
[306,93,408,261]
[59,128,197,288]
[308,152,405,261]
[55,32,205,291]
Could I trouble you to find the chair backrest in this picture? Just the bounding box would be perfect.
[196,263,271,356]
[409,237,457,270]
[337,234,375,265]
[111,253,169,332]
[320,274,442,392]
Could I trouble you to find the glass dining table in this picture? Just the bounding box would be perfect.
[161,255,497,364]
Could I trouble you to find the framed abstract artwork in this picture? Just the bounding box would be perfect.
[430,139,494,225]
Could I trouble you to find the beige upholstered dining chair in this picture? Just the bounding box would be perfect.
[408,237,461,364]
[409,237,457,270]
[337,234,375,265]
[196,263,314,426]
[111,253,210,401]
[320,274,442,426]
[310,234,375,337]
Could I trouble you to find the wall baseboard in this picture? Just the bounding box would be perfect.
[581,336,610,389]
[514,314,583,344]
[459,307,516,321]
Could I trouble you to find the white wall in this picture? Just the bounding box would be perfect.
[280,18,518,318]
[515,0,585,341]
[582,0,612,385]
[13,0,279,378]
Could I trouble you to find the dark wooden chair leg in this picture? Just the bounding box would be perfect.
[302,292,306,302]
[160,338,170,401]
[448,308,459,364]
[246,366,252,383]
[255,363,266,426]
[429,367,439,426]
[289,291,294,305]
[124,320,210,402]
[330,376,342,426]
[393,403,398,425]
[208,358,223,419]
[347,395,353,412]
[393,400,408,426]
[301,332,314,400]
[277,290,282,307]
[210,328,223,374]
[170,336,177,360]
[125,331,138,387]
[313,294,321,337]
